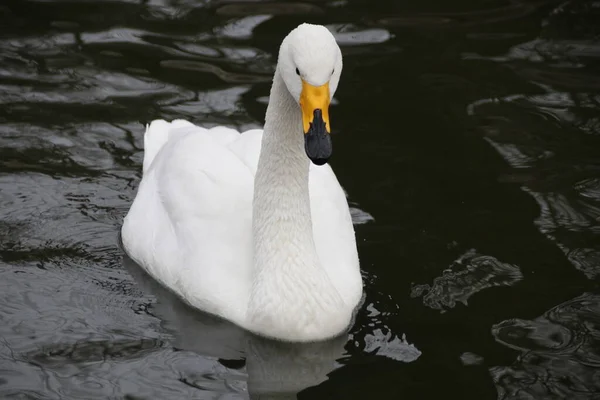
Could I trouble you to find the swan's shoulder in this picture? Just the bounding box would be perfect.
[227,128,264,173]
[142,119,205,173]
[149,122,256,219]
[205,125,243,146]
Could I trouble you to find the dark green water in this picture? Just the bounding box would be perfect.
[1,0,599,398]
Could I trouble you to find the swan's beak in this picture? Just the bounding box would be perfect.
[300,80,332,166]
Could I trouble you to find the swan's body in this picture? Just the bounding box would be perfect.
[121,23,363,342]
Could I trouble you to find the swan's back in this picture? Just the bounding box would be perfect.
[123,120,260,324]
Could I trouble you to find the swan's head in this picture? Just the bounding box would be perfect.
[278,23,343,165]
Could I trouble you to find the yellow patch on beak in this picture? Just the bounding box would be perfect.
[299,80,330,134]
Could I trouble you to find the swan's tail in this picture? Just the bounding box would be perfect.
[143,119,172,174]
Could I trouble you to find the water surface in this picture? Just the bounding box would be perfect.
[1,0,599,398]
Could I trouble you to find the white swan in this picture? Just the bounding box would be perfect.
[121,23,363,342]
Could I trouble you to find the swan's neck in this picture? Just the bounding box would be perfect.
[247,69,348,341]
[253,70,317,274]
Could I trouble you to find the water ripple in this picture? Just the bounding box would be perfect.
[467,5,600,281]
[491,293,600,399]
[411,249,523,312]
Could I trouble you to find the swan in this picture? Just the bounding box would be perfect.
[121,23,363,342]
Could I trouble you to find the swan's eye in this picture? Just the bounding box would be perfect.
[295,68,300,76]
[332,69,335,75]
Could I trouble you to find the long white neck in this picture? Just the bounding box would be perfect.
[247,69,346,341]
[252,69,318,275]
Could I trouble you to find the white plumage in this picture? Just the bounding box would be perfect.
[121,23,363,342]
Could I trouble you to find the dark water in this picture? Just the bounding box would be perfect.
[1,0,599,398]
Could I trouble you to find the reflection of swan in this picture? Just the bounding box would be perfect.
[122,252,348,400]
[121,23,363,342]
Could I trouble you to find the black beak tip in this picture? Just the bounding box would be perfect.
[309,156,329,166]
[304,108,332,166]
